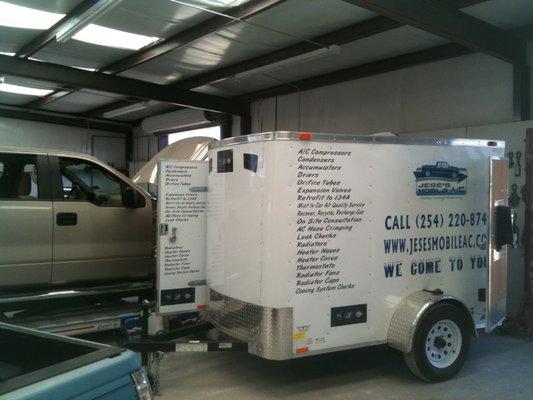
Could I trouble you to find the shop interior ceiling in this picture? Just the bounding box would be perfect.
[0,0,531,134]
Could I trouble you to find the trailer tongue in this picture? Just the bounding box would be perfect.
[149,131,513,382]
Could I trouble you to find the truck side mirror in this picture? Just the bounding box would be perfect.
[494,205,513,251]
[123,186,146,208]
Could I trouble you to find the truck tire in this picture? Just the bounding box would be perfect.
[403,303,471,382]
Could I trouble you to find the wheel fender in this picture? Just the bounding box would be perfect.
[387,291,476,354]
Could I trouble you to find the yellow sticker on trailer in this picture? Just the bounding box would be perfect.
[293,331,307,340]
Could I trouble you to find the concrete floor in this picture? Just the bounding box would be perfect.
[153,335,533,400]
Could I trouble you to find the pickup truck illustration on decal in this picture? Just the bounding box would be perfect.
[413,161,467,196]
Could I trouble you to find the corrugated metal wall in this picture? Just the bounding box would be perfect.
[0,116,126,169]
[250,53,518,135]
[129,126,167,177]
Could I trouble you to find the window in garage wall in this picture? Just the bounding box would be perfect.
[168,126,220,144]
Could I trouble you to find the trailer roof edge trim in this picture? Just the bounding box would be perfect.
[209,131,505,150]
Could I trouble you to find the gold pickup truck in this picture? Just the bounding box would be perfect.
[0,147,155,290]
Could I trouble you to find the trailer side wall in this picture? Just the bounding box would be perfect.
[207,133,505,359]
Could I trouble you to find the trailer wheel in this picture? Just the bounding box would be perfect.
[404,303,471,382]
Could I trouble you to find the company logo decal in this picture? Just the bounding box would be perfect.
[413,161,467,196]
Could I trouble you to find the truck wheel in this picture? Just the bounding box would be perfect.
[403,303,471,382]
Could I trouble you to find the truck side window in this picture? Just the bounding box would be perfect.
[59,158,124,207]
[0,154,39,200]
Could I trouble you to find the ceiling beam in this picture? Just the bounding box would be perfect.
[101,0,288,75]
[443,0,489,8]
[237,43,474,101]
[0,54,249,115]
[86,16,400,117]
[341,0,526,65]
[17,0,286,113]
[0,105,132,133]
[86,0,486,117]
[15,1,111,108]
[182,2,500,87]
[174,16,402,90]
[15,0,108,59]
[510,23,533,42]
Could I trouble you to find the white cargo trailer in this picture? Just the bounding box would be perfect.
[202,131,513,382]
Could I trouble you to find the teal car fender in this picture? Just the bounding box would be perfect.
[3,350,143,400]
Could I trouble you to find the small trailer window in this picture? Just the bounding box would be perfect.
[243,154,258,173]
[217,150,233,173]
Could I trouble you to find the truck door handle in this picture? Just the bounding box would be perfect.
[57,212,77,226]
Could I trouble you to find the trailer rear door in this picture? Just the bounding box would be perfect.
[156,160,208,314]
[486,157,509,332]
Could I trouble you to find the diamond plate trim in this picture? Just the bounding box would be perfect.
[387,291,472,354]
[207,289,293,360]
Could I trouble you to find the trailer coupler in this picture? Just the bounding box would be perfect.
[126,301,248,395]
[125,338,247,395]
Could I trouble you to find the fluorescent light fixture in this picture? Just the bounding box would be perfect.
[0,1,64,30]
[0,81,53,97]
[74,66,96,72]
[53,0,159,50]
[0,52,15,56]
[56,0,123,43]
[103,102,149,119]
[235,45,342,80]
[71,24,160,50]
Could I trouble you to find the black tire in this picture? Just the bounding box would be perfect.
[403,303,471,382]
